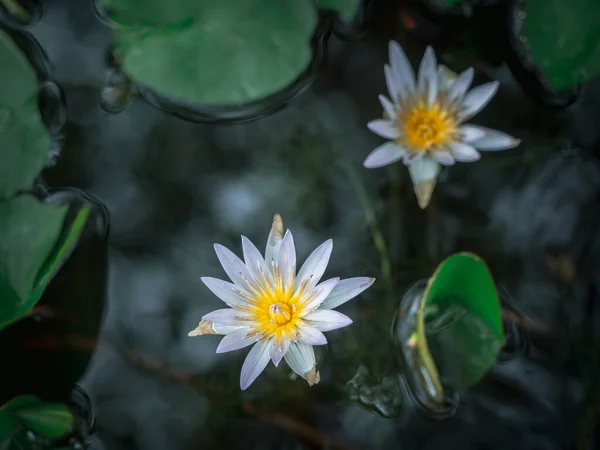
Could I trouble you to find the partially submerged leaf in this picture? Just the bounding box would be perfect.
[110,0,317,105]
[14,403,73,440]
[0,197,90,329]
[0,396,42,447]
[416,253,503,401]
[0,29,50,200]
[314,0,360,20]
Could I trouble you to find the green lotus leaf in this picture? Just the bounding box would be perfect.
[0,29,49,200]
[416,252,504,401]
[314,0,360,19]
[14,403,73,440]
[107,0,317,106]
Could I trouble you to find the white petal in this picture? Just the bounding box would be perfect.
[367,119,401,140]
[264,214,284,266]
[431,150,455,166]
[240,340,272,390]
[460,81,499,120]
[201,277,251,307]
[297,326,328,345]
[363,142,406,169]
[468,126,521,151]
[403,151,424,165]
[241,236,273,286]
[214,244,253,292]
[384,64,401,104]
[202,308,250,326]
[408,155,441,184]
[459,125,486,142]
[216,328,257,353]
[295,239,333,291]
[319,277,375,310]
[284,342,316,378]
[302,277,340,313]
[389,40,416,98]
[304,310,353,332]
[437,65,457,93]
[277,229,296,288]
[417,46,438,106]
[378,94,397,120]
[447,67,474,104]
[213,323,245,335]
[270,338,290,367]
[449,142,481,162]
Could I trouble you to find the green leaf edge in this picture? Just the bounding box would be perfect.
[13,403,73,440]
[415,252,502,403]
[0,205,91,330]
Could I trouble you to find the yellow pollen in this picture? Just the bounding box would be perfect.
[269,303,293,325]
[398,101,457,152]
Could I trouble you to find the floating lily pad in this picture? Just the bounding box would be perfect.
[524,0,600,89]
[415,253,503,401]
[0,196,90,330]
[0,28,49,200]
[107,0,317,105]
[0,395,41,448]
[14,403,73,440]
[315,0,360,19]
[100,0,201,26]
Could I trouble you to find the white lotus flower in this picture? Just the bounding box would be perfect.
[364,41,521,209]
[188,214,375,390]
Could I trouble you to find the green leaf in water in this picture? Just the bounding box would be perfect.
[13,403,73,440]
[100,0,201,26]
[524,0,600,89]
[108,0,318,105]
[416,252,503,401]
[314,0,360,20]
[0,197,90,329]
[0,29,50,200]
[0,396,41,448]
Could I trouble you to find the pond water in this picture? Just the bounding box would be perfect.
[2,0,600,449]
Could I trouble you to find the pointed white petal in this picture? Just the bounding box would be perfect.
[304,309,353,332]
[214,244,253,291]
[213,323,245,335]
[408,155,441,184]
[417,46,438,106]
[270,338,290,367]
[449,142,481,162]
[367,119,401,140]
[437,65,457,93]
[431,150,455,166]
[203,308,250,326]
[319,277,375,310]
[277,230,296,288]
[459,124,486,142]
[378,95,397,120]
[284,342,316,378]
[264,214,284,266]
[447,67,474,104]
[468,126,521,151]
[295,240,333,291]
[216,327,257,353]
[201,277,251,307]
[240,340,272,390]
[302,277,340,313]
[241,235,273,286]
[363,142,406,169]
[389,40,416,97]
[384,64,401,104]
[460,81,499,120]
[297,326,328,345]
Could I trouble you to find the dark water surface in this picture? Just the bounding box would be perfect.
[4,0,600,449]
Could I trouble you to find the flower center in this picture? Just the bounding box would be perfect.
[268,303,293,325]
[398,102,456,152]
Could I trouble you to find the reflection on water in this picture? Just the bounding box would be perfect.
[2,0,600,449]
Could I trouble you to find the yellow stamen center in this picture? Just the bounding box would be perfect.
[397,101,457,153]
[238,264,312,342]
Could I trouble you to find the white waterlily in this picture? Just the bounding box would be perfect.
[364,41,520,208]
[189,214,375,390]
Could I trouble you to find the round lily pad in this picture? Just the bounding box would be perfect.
[0,28,49,200]
[109,0,318,106]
